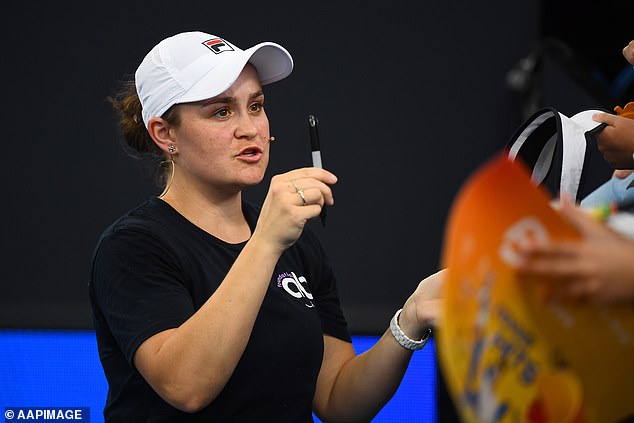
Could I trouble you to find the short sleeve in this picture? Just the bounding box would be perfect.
[298,230,351,343]
[90,227,195,365]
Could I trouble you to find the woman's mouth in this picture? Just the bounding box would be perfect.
[236,146,263,163]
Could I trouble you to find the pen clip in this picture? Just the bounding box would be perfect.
[308,115,320,152]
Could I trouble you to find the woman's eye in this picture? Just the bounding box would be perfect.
[250,102,263,112]
[214,108,230,118]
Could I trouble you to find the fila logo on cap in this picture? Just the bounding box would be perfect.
[202,38,234,54]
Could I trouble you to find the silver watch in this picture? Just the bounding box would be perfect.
[389,308,431,351]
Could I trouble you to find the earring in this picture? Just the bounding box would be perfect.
[168,145,176,153]
[159,156,176,199]
[268,136,276,142]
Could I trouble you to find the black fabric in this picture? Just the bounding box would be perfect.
[89,197,350,422]
[578,128,615,199]
[517,115,557,172]
[507,110,561,199]
[507,108,613,201]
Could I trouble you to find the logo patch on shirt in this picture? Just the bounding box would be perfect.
[276,272,314,308]
[202,38,234,54]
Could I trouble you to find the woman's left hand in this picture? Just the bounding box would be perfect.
[398,269,446,340]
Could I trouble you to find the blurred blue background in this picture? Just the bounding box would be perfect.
[0,331,436,423]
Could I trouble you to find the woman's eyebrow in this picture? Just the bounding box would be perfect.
[199,96,232,107]
[199,90,264,107]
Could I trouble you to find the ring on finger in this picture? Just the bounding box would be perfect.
[297,189,307,205]
[291,178,300,192]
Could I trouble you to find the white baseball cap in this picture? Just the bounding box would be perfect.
[135,31,294,128]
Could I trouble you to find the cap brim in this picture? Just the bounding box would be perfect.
[177,42,293,104]
[246,43,294,85]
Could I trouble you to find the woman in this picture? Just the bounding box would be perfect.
[90,31,443,422]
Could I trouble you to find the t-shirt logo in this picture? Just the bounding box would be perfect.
[276,272,314,308]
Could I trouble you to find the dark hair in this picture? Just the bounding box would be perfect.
[108,79,181,185]
[108,79,181,156]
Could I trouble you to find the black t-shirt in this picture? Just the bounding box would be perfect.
[89,197,351,422]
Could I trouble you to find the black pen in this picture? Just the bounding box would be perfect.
[308,114,327,226]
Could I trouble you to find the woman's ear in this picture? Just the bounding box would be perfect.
[147,117,177,155]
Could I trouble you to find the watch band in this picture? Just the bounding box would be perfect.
[389,308,431,351]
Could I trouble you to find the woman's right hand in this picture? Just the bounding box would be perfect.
[252,167,337,253]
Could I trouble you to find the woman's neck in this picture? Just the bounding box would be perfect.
[161,186,251,244]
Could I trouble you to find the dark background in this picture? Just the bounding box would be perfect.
[1,1,632,334]
[2,2,633,421]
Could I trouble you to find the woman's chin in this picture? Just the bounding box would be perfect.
[238,171,266,188]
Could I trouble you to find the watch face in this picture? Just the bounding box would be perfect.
[438,154,634,423]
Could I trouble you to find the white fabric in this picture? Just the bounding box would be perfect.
[559,110,603,200]
[508,108,605,200]
[135,31,294,128]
